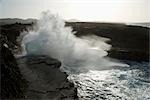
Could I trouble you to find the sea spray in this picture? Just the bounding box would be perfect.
[19,11,150,100]
[22,11,128,73]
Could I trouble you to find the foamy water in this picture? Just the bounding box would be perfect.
[22,11,128,74]
[68,61,150,100]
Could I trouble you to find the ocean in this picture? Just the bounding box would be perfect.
[68,61,150,100]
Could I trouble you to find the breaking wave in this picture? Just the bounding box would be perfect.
[21,11,128,73]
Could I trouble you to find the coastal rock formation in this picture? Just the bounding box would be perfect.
[0,30,78,99]
[17,55,78,100]
[0,35,28,99]
[66,22,149,61]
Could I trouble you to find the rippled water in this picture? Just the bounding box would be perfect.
[68,61,150,100]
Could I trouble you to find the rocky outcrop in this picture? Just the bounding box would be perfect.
[66,22,149,61]
[0,29,78,99]
[17,55,78,100]
[0,37,28,99]
[0,23,33,53]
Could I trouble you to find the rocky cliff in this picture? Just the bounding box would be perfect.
[17,55,78,99]
[0,23,78,99]
[0,35,28,99]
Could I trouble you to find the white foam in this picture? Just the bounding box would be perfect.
[21,11,128,73]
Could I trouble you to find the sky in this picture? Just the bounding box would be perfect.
[0,0,149,22]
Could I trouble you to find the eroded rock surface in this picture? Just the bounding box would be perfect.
[17,55,78,100]
[0,34,28,99]
[0,42,28,99]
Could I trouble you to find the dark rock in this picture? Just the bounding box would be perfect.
[0,42,28,99]
[108,47,149,62]
[66,22,149,61]
[0,23,33,53]
[17,55,78,100]
[1,23,78,99]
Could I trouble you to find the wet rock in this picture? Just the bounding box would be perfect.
[17,55,78,100]
[0,42,28,99]
[66,22,149,61]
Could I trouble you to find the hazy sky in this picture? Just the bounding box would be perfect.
[0,0,149,22]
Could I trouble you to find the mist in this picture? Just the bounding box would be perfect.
[22,11,128,73]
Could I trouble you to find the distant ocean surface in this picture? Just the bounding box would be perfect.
[68,60,150,100]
